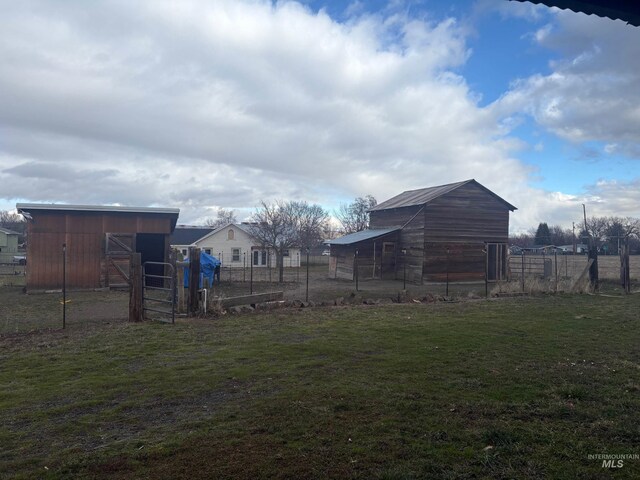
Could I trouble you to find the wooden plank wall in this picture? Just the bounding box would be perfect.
[423,242,487,282]
[26,211,174,290]
[423,182,510,244]
[370,206,423,282]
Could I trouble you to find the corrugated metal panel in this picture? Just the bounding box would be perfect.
[327,228,399,245]
[513,0,640,27]
[369,179,517,212]
[17,203,180,215]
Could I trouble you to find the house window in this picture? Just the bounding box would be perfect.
[181,249,187,256]
[228,229,234,240]
[204,248,212,255]
[253,250,267,266]
[283,249,289,257]
[232,248,240,262]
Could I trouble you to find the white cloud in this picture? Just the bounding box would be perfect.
[496,10,640,153]
[1,0,633,233]
[0,0,536,225]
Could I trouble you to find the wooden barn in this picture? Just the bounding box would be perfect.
[16,203,179,291]
[328,179,516,283]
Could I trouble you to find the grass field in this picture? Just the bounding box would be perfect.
[2,290,640,479]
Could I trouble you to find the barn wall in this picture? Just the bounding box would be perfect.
[369,206,422,229]
[423,242,487,282]
[421,183,511,281]
[26,211,175,290]
[423,182,510,244]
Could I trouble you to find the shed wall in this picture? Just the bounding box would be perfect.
[26,211,175,289]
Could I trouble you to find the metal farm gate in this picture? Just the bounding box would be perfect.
[142,261,176,323]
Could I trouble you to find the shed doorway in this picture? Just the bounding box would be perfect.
[137,233,166,286]
[486,243,507,281]
[381,242,396,279]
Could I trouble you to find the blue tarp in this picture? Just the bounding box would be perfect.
[183,252,221,288]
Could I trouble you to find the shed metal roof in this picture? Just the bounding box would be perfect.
[369,179,517,212]
[16,203,180,215]
[327,228,399,246]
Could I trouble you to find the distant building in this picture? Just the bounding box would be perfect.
[0,226,20,263]
[170,223,301,268]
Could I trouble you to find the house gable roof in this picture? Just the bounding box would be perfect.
[0,226,21,235]
[369,179,517,212]
[192,222,255,245]
[170,226,215,246]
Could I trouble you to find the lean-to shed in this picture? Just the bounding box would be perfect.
[16,203,179,290]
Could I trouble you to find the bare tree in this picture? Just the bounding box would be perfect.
[205,208,237,229]
[0,210,26,241]
[581,216,609,246]
[549,225,573,246]
[249,200,328,282]
[335,195,377,234]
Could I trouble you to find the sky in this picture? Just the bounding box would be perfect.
[0,0,639,233]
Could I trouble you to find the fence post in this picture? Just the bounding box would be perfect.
[176,254,185,314]
[354,248,359,292]
[521,251,525,293]
[446,247,449,297]
[188,247,201,316]
[250,250,254,294]
[129,252,143,322]
[62,243,67,329]
[554,250,558,292]
[484,245,488,298]
[306,247,310,301]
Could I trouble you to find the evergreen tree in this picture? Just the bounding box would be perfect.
[534,222,551,245]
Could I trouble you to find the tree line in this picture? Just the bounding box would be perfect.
[512,216,640,254]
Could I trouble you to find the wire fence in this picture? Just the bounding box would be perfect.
[1,252,636,334]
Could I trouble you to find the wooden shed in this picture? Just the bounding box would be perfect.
[328,179,516,283]
[16,203,179,291]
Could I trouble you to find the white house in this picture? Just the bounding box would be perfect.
[170,223,301,268]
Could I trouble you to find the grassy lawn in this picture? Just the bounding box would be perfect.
[2,293,640,479]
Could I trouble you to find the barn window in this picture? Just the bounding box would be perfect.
[232,248,240,262]
[228,229,235,240]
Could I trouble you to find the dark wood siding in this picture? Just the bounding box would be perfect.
[423,182,510,244]
[369,206,422,230]
[26,211,176,290]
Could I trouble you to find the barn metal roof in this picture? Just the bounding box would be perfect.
[513,0,640,27]
[369,179,517,212]
[327,228,399,245]
[16,203,180,215]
